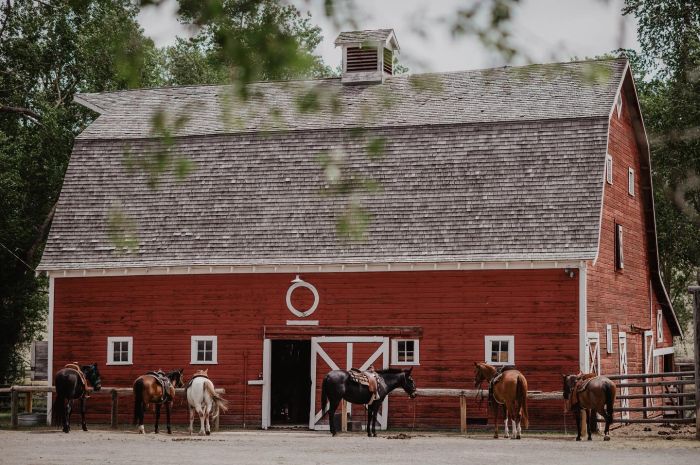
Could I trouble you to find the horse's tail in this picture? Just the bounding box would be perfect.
[604,379,616,422]
[204,380,229,418]
[133,377,144,425]
[51,393,65,427]
[320,377,329,418]
[517,374,529,429]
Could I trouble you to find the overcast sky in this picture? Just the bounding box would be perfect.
[137,0,638,73]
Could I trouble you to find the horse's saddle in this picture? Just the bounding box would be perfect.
[570,373,599,408]
[185,373,209,390]
[349,368,380,405]
[64,363,89,398]
[147,371,173,403]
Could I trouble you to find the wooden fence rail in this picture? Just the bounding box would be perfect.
[1,386,224,430]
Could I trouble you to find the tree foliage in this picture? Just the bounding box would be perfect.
[623,0,700,327]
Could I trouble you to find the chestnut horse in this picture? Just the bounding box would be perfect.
[474,362,529,439]
[562,373,616,441]
[52,363,102,433]
[133,369,184,434]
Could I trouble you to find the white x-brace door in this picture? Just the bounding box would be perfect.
[618,332,629,420]
[586,332,601,374]
[643,330,655,408]
[309,336,390,430]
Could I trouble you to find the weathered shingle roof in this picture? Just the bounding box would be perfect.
[39,59,627,270]
[74,59,626,140]
[334,29,395,46]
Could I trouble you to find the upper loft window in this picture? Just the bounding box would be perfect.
[345,46,378,72]
[485,335,514,366]
[616,92,623,118]
[615,223,624,270]
[606,155,613,185]
[628,168,635,196]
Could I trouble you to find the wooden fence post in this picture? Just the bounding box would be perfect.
[110,390,118,429]
[690,285,700,440]
[341,400,348,433]
[10,388,19,428]
[459,394,467,434]
[25,392,32,413]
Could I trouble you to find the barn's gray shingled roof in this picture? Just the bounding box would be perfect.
[334,29,395,45]
[38,59,627,270]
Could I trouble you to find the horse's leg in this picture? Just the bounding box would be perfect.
[510,403,517,440]
[138,402,145,434]
[586,409,594,441]
[493,402,499,439]
[65,399,73,433]
[328,398,340,437]
[370,403,379,437]
[204,403,211,435]
[197,406,206,435]
[166,401,172,435]
[154,403,161,434]
[189,407,194,435]
[61,398,70,433]
[573,408,582,441]
[503,404,510,439]
[80,397,88,431]
[366,405,372,437]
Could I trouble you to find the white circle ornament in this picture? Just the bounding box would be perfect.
[286,275,319,318]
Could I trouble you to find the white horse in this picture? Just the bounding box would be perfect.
[186,370,228,435]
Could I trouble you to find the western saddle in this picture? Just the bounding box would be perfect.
[147,371,173,403]
[64,363,89,398]
[349,367,380,405]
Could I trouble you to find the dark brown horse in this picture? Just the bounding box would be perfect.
[474,362,529,439]
[133,369,184,434]
[52,363,102,433]
[563,373,616,441]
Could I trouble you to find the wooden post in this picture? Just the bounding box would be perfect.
[459,394,467,434]
[10,388,19,428]
[25,392,32,413]
[110,390,118,429]
[341,400,348,433]
[689,285,700,440]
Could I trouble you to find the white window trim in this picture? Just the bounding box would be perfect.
[616,92,623,118]
[191,336,218,364]
[628,167,635,196]
[657,309,664,344]
[390,338,420,365]
[484,335,515,366]
[606,324,613,354]
[107,336,133,366]
[606,154,613,185]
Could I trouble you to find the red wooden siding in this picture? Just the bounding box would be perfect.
[587,86,673,382]
[52,269,579,430]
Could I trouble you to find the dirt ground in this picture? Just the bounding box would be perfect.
[1,425,699,465]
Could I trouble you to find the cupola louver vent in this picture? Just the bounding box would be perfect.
[334,29,400,85]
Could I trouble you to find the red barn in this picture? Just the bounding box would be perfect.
[39,30,680,430]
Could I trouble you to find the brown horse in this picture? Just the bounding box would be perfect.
[562,373,616,441]
[133,369,184,434]
[474,362,529,439]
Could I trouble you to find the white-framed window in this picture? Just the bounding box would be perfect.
[628,168,635,196]
[484,335,514,366]
[606,324,613,354]
[107,337,133,365]
[616,92,623,118]
[391,339,420,365]
[615,223,624,270]
[657,309,664,343]
[606,154,613,184]
[191,336,217,364]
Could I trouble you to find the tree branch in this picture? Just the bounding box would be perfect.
[0,104,43,125]
[25,201,57,267]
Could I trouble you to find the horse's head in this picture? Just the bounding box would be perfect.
[401,367,417,398]
[83,363,102,391]
[473,362,487,388]
[562,374,578,400]
[168,368,185,388]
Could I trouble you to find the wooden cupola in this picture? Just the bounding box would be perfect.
[334,29,400,85]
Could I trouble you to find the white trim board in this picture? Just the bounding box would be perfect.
[46,276,55,425]
[652,346,674,356]
[44,259,587,278]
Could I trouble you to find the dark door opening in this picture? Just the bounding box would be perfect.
[271,340,311,425]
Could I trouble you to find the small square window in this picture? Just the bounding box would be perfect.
[628,168,635,196]
[107,337,133,365]
[606,155,613,185]
[484,336,514,365]
[391,339,419,365]
[191,336,217,364]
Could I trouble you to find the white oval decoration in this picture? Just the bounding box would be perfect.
[286,275,319,318]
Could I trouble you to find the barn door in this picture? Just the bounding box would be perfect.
[309,336,390,430]
[643,330,655,409]
[585,332,601,374]
[618,332,629,420]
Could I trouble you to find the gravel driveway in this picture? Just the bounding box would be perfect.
[2,428,699,465]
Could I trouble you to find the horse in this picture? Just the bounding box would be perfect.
[186,369,229,435]
[133,369,184,434]
[562,373,616,441]
[320,367,417,437]
[51,363,102,433]
[474,362,529,439]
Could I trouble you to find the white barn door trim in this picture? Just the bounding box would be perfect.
[309,336,390,430]
[585,332,601,374]
[643,330,655,409]
[618,332,629,420]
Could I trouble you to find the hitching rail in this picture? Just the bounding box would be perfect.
[1,386,224,430]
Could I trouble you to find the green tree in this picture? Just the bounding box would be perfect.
[623,0,700,326]
[0,0,159,383]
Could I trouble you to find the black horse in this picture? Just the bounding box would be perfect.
[52,363,102,433]
[320,368,417,437]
